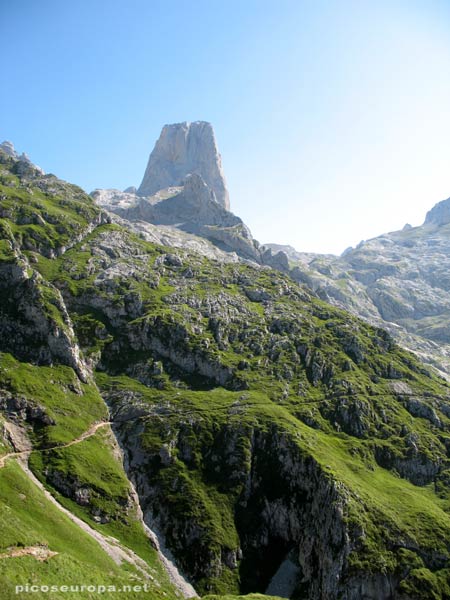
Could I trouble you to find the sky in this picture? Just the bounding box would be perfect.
[2,0,450,255]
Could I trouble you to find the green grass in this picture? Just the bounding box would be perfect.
[0,353,106,446]
[307,429,450,568]
[0,461,174,600]
[98,373,450,592]
[29,428,130,515]
[28,428,177,591]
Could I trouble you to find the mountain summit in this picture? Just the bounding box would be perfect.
[424,196,450,226]
[138,121,230,210]
[0,140,44,174]
[93,121,290,266]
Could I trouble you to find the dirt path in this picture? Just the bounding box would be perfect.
[0,421,111,468]
[17,458,156,580]
[0,449,31,468]
[0,419,154,575]
[2,419,197,597]
[63,421,111,447]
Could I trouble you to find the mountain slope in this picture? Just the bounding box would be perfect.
[1,148,450,599]
[91,122,288,270]
[0,151,189,600]
[270,201,450,377]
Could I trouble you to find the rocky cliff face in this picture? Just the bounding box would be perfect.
[3,146,450,599]
[92,176,261,263]
[424,197,450,227]
[138,121,230,210]
[109,404,353,597]
[95,174,240,231]
[0,140,44,174]
[267,200,450,377]
[92,121,292,269]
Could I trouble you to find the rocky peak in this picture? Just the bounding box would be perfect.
[137,121,230,210]
[0,141,44,174]
[182,172,217,204]
[424,197,450,227]
[0,141,17,158]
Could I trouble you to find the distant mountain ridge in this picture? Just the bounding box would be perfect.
[267,197,450,376]
[2,144,450,598]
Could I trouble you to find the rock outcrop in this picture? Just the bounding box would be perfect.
[92,121,293,268]
[93,175,261,262]
[267,196,450,376]
[138,121,230,210]
[0,258,89,381]
[0,140,44,174]
[424,197,450,226]
[0,141,17,158]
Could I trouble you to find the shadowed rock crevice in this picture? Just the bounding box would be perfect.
[2,140,450,599]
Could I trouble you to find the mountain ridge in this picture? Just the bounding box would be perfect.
[265,197,450,377]
[1,144,450,598]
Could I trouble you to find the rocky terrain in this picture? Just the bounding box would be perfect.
[138,121,230,210]
[0,140,44,174]
[92,122,288,271]
[266,199,450,377]
[95,122,450,381]
[1,141,450,599]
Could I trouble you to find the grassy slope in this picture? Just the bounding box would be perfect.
[0,154,180,599]
[28,428,176,588]
[1,151,450,596]
[29,217,450,595]
[0,352,106,447]
[0,461,172,600]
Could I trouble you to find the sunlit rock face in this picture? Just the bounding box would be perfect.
[424,197,450,227]
[0,140,44,174]
[138,121,230,210]
[266,195,450,376]
[93,121,294,266]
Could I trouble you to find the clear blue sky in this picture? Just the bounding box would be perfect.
[2,0,450,254]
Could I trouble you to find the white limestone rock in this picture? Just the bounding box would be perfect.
[138,121,230,210]
[0,141,17,157]
[0,140,44,174]
[424,197,450,226]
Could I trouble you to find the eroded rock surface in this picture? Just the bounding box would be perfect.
[138,121,230,210]
[267,201,450,376]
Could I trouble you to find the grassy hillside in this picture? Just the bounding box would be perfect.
[0,461,173,600]
[1,149,450,598]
